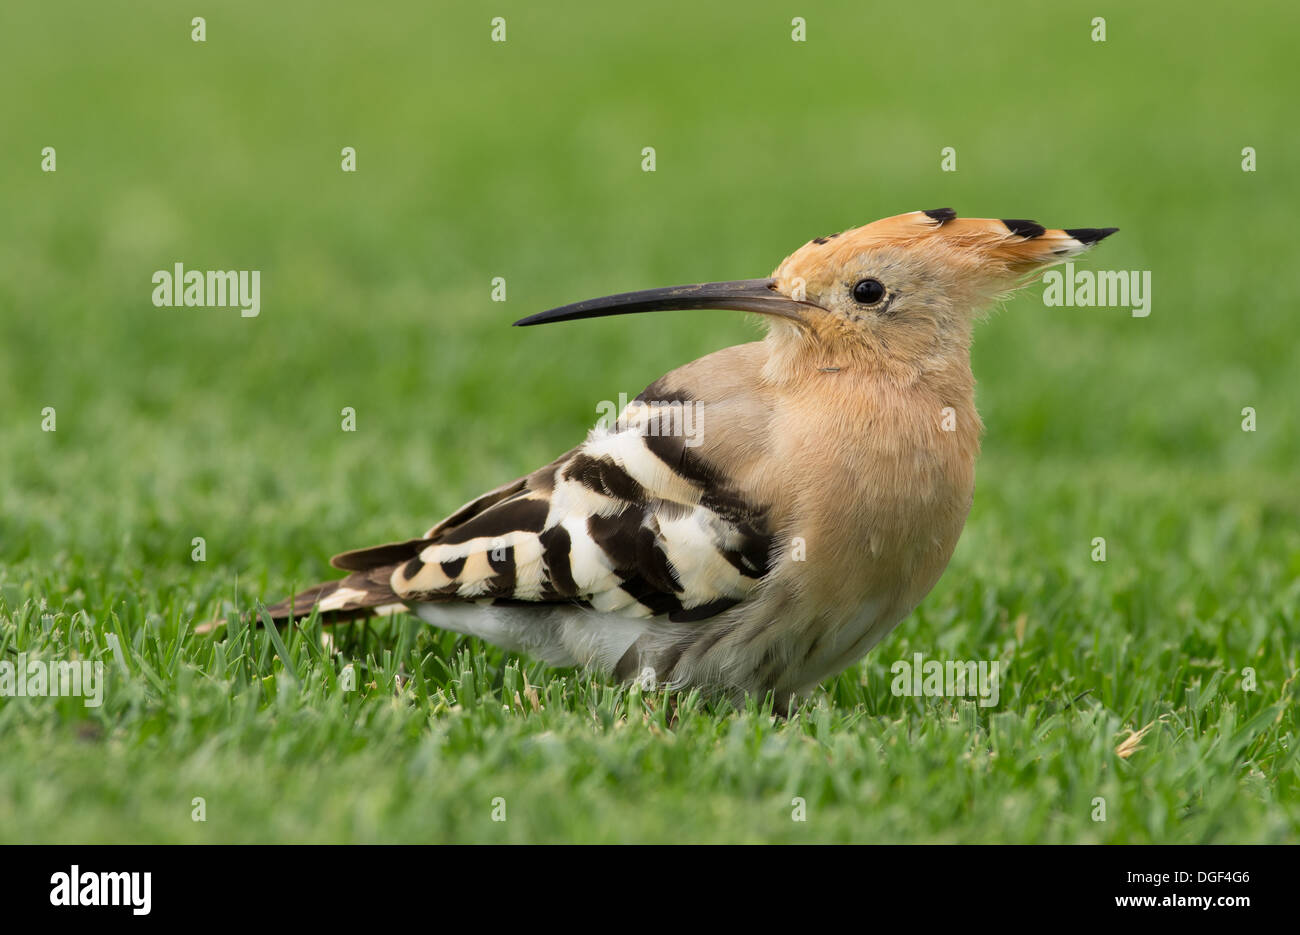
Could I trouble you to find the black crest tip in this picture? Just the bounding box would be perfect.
[923,208,957,224]
[1064,227,1120,245]
[1002,218,1046,239]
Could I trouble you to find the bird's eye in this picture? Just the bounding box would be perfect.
[851,278,886,306]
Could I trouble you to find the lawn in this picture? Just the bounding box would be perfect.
[0,0,1296,843]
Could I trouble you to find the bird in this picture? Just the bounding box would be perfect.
[247,209,1117,711]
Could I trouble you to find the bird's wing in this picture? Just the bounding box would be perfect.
[330,356,778,624]
[393,421,770,621]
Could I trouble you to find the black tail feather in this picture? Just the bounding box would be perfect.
[262,566,402,623]
[197,566,403,634]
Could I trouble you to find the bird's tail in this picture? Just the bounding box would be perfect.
[195,566,404,634]
[264,566,405,622]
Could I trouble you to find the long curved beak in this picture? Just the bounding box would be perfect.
[513,278,818,327]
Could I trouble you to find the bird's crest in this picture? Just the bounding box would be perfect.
[782,208,1118,281]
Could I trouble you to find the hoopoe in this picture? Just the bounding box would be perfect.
[256,209,1116,710]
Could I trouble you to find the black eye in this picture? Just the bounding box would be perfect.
[851,278,886,305]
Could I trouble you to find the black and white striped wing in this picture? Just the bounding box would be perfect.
[369,406,773,623]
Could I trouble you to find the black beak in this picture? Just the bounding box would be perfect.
[513,278,818,327]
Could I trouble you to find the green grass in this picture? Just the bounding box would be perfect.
[1,0,1296,843]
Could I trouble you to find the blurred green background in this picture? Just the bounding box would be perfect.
[0,1,1296,842]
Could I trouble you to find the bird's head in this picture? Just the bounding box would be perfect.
[516,209,1117,372]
